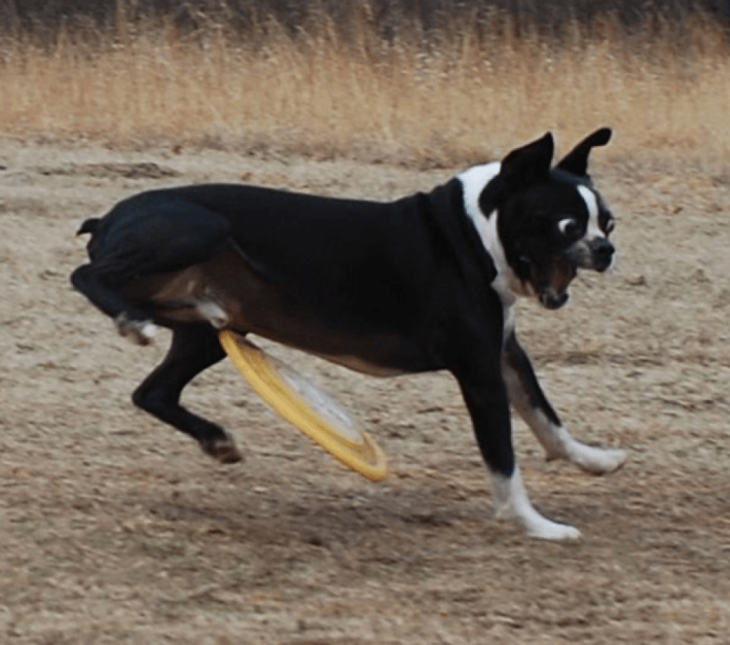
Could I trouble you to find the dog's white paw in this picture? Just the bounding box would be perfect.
[115,313,158,346]
[522,516,582,542]
[496,500,582,541]
[492,468,582,541]
[569,444,626,475]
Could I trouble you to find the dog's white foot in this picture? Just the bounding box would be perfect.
[492,467,581,542]
[520,514,582,541]
[542,426,626,475]
[115,313,157,346]
[565,442,626,475]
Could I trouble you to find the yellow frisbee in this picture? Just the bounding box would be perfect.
[219,331,387,482]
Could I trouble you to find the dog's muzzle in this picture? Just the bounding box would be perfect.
[563,237,615,273]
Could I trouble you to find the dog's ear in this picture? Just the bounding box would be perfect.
[499,132,554,193]
[556,128,612,177]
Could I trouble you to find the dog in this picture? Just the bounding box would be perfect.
[71,128,626,540]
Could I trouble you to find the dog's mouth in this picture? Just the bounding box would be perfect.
[532,259,578,310]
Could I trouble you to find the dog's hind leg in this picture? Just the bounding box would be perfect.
[72,201,231,344]
[71,258,158,345]
[132,325,242,464]
[502,332,626,475]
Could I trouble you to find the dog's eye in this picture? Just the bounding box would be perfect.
[557,218,580,237]
[603,218,615,234]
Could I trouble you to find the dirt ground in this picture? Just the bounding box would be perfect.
[1,139,729,644]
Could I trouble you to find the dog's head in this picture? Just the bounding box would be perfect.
[463,128,615,310]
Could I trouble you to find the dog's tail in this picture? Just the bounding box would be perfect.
[77,218,101,236]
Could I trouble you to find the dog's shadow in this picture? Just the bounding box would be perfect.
[145,476,488,555]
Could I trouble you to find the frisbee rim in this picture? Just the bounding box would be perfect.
[219,330,387,482]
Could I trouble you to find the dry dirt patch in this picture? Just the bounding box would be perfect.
[1,141,729,644]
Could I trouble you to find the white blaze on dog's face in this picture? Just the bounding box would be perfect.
[571,183,616,270]
[459,128,615,310]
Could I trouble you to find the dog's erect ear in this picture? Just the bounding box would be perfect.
[499,132,554,193]
[556,128,612,177]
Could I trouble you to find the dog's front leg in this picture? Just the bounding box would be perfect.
[455,355,581,541]
[502,332,625,474]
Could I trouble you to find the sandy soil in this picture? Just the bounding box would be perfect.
[1,140,729,644]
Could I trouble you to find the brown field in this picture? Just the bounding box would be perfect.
[1,14,730,645]
[1,9,730,166]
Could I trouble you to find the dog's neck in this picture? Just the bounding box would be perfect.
[457,163,534,308]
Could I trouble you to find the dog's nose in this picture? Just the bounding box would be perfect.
[592,238,614,271]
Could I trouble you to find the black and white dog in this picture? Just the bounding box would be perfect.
[71,129,625,540]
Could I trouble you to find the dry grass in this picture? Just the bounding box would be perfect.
[1,10,729,166]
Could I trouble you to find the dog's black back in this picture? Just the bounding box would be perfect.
[81,180,501,365]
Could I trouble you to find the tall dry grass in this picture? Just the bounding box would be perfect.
[0,10,729,166]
